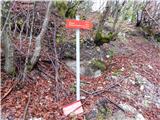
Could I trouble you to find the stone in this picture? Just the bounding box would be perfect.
[118,103,145,120]
[64,60,86,75]
[94,70,102,78]
[119,103,137,113]
[64,60,103,78]
[135,113,145,120]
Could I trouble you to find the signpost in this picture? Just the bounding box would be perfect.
[75,15,80,101]
[64,15,93,116]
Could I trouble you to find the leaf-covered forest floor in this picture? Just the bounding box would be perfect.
[1,23,160,120]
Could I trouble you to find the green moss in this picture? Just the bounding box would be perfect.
[55,1,68,17]
[112,69,122,76]
[27,61,34,71]
[95,30,117,46]
[90,59,106,71]
[55,1,77,18]
[10,68,16,77]
[107,49,114,58]
[157,37,160,42]
[97,107,112,120]
[70,83,76,93]
[142,26,154,36]
[154,33,160,42]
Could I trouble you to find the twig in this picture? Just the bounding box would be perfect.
[144,8,160,28]
[22,92,31,120]
[1,80,19,101]
[41,58,76,77]
[102,95,125,112]
[81,83,120,96]
[37,64,55,80]
[22,1,36,81]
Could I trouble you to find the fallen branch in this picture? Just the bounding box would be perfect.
[1,80,19,101]
[22,92,31,120]
[102,95,125,112]
[81,83,120,96]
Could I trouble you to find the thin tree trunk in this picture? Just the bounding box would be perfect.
[112,1,125,32]
[97,2,110,31]
[2,28,15,74]
[112,1,119,32]
[1,1,15,74]
[30,1,53,69]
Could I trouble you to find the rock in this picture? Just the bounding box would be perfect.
[85,108,98,120]
[86,100,146,120]
[94,70,102,78]
[109,110,134,120]
[135,113,145,120]
[64,60,86,75]
[118,103,146,120]
[85,98,111,120]
[147,64,153,70]
[134,72,149,85]
[121,89,134,99]
[90,59,106,71]
[80,96,86,100]
[119,103,137,113]
[133,72,160,108]
[64,60,103,78]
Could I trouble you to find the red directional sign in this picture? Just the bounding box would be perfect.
[66,19,93,30]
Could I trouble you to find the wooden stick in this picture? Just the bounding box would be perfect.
[1,80,19,101]
[22,92,31,120]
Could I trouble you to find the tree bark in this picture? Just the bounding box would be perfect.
[97,2,110,31]
[1,28,15,74]
[1,1,15,74]
[30,1,53,69]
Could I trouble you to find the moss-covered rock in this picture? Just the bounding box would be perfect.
[94,30,117,46]
[90,59,106,71]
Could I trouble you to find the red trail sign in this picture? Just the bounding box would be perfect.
[66,19,93,30]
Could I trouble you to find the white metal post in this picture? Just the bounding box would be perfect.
[76,15,80,100]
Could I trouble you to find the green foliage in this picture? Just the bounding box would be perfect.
[112,69,122,76]
[97,107,112,120]
[56,33,65,44]
[55,1,68,17]
[70,83,76,93]
[90,59,106,71]
[55,0,78,18]
[107,49,114,58]
[155,33,160,42]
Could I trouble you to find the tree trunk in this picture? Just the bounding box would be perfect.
[30,1,53,69]
[97,2,110,31]
[112,1,125,32]
[1,28,15,74]
[1,1,15,74]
